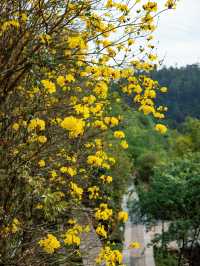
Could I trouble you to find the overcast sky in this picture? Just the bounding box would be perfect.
[154,0,200,67]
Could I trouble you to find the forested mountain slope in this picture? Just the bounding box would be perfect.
[152,64,200,125]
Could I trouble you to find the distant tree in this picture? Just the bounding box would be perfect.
[151,64,200,125]
[130,153,200,266]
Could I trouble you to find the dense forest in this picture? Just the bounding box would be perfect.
[152,64,200,126]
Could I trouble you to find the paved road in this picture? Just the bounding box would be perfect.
[123,222,155,266]
[122,189,155,266]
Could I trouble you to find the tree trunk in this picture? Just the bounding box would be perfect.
[75,209,104,266]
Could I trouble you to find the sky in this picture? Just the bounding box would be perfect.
[154,0,200,67]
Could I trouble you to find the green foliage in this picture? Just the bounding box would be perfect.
[181,117,200,151]
[137,151,200,223]
[129,152,200,265]
[155,248,178,266]
[123,110,169,182]
[151,64,200,126]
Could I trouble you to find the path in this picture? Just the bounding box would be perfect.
[123,222,155,266]
[122,188,155,266]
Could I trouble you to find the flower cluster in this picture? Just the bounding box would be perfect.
[61,116,85,138]
[155,123,168,134]
[96,246,123,266]
[28,118,45,131]
[70,182,83,200]
[63,224,83,246]
[88,186,100,199]
[60,166,77,177]
[118,211,129,223]
[95,204,113,221]
[114,131,125,139]
[38,234,61,254]
[96,224,107,238]
[41,80,56,94]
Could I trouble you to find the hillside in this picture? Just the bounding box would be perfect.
[152,64,200,126]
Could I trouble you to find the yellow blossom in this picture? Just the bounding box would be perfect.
[93,120,107,130]
[139,105,155,115]
[50,170,57,180]
[28,118,45,131]
[128,39,135,46]
[154,112,165,119]
[96,224,107,238]
[114,130,125,139]
[66,74,75,82]
[57,76,65,86]
[21,13,28,22]
[129,241,141,249]
[37,135,47,143]
[100,175,113,183]
[93,81,108,98]
[41,79,56,94]
[148,54,157,61]
[118,211,128,222]
[146,89,156,98]
[68,218,77,225]
[63,224,82,246]
[60,166,77,176]
[70,182,83,200]
[12,123,19,131]
[120,140,128,149]
[61,116,85,138]
[88,186,100,199]
[160,87,168,93]
[95,203,112,221]
[105,0,114,8]
[38,160,45,167]
[87,155,103,167]
[96,246,123,265]
[1,20,20,32]
[165,0,176,9]
[36,203,43,209]
[104,117,119,127]
[155,123,167,134]
[143,2,157,12]
[39,34,52,44]
[38,234,60,254]
[11,218,21,233]
[68,36,86,49]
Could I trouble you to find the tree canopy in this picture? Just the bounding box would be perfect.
[151,64,200,126]
[0,0,176,265]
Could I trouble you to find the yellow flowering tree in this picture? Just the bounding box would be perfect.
[0,0,177,264]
